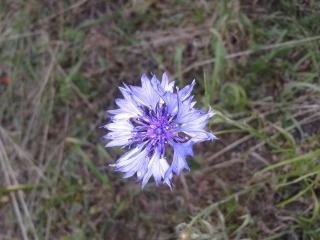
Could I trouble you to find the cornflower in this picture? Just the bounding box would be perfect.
[103,73,216,188]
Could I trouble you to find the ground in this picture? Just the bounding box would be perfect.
[0,1,320,240]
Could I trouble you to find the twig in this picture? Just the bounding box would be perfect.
[0,127,46,181]
[0,31,43,44]
[179,174,192,211]
[71,83,97,115]
[35,0,88,26]
[250,151,270,166]
[199,157,245,175]
[0,139,29,240]
[183,35,320,74]
[22,49,56,148]
[207,135,252,163]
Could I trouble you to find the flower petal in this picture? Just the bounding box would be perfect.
[161,72,175,92]
[110,144,149,179]
[142,149,170,188]
[165,142,193,178]
[178,79,195,101]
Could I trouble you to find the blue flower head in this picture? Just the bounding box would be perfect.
[103,73,216,189]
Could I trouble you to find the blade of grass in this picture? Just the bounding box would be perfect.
[75,146,113,194]
[276,167,320,188]
[256,150,320,175]
[207,28,225,104]
[183,35,320,75]
[187,183,261,228]
[174,43,185,86]
[277,182,314,208]
[0,184,42,195]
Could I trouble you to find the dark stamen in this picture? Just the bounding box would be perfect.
[173,132,191,143]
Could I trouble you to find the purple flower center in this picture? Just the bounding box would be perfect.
[155,128,163,135]
[129,103,190,155]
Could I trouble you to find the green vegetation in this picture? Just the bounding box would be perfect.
[0,1,319,239]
